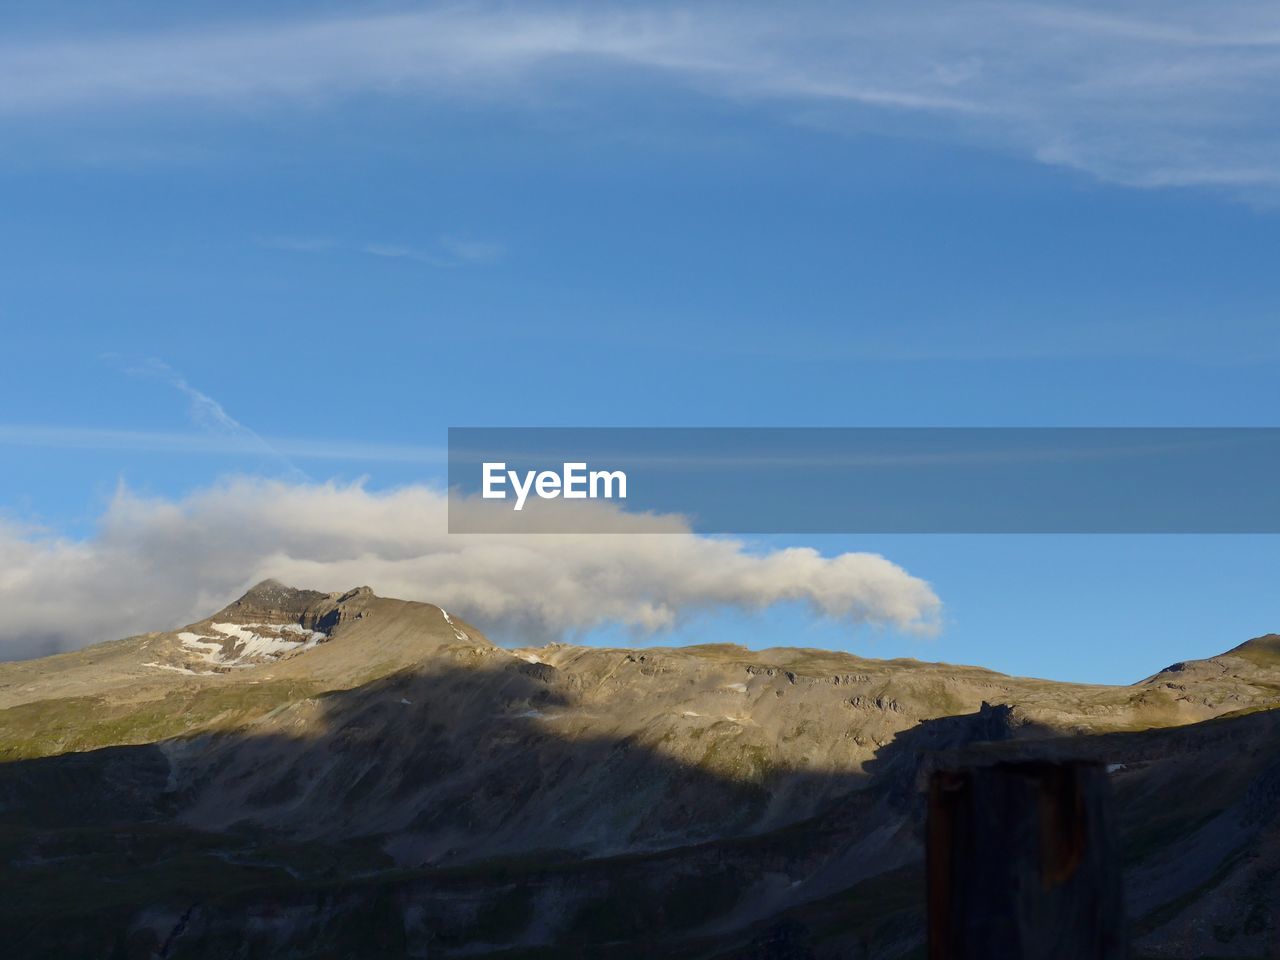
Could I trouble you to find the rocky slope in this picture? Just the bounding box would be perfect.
[0,582,1277,958]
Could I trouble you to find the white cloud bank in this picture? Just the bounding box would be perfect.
[0,479,940,660]
[2,3,1279,193]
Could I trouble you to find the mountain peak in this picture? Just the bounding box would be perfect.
[240,577,294,600]
[217,579,332,622]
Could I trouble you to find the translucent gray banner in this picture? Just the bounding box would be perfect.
[447,428,1280,533]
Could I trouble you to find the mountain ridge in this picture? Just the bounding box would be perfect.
[0,583,1277,957]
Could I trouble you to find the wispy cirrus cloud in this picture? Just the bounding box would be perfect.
[258,235,504,268]
[2,3,1280,194]
[256,235,336,254]
[123,357,250,436]
[0,424,446,463]
[0,356,447,465]
[361,237,504,267]
[105,357,312,480]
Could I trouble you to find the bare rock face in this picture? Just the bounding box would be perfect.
[208,579,373,632]
[0,584,1276,959]
[217,578,330,619]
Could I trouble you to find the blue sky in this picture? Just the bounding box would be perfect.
[1,1,1278,683]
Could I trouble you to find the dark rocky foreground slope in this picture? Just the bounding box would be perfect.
[0,582,1277,958]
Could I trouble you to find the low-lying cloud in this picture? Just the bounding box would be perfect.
[0,478,941,660]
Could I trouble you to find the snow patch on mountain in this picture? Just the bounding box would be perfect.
[439,607,469,641]
[162,621,328,669]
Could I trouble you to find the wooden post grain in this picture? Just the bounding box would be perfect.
[927,760,1125,959]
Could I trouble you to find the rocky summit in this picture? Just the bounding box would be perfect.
[0,582,1277,958]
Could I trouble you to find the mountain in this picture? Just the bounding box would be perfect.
[0,582,1277,959]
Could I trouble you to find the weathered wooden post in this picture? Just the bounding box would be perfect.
[927,760,1125,959]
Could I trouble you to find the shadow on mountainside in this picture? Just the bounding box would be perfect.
[0,657,1278,960]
